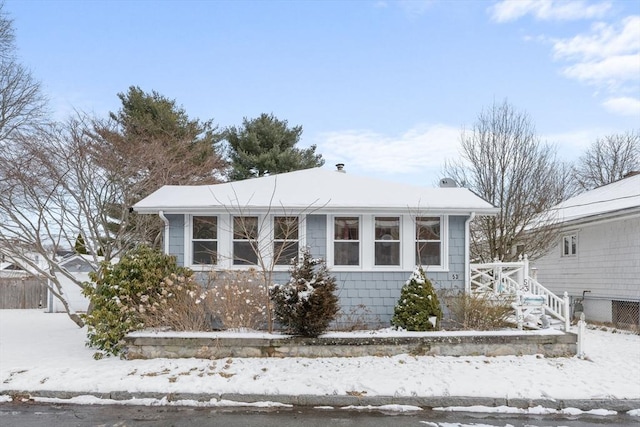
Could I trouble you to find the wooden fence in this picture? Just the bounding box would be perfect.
[0,277,48,309]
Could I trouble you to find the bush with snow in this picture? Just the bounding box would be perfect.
[82,245,194,358]
[269,248,339,337]
[391,267,442,331]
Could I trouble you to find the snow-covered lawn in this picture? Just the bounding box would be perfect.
[0,310,639,410]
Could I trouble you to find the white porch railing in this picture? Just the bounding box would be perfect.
[470,255,570,331]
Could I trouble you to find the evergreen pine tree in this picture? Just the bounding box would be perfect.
[391,267,442,331]
[270,248,339,337]
[74,233,89,255]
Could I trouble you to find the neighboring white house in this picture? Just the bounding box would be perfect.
[0,250,48,279]
[133,165,499,325]
[47,254,96,313]
[532,173,640,327]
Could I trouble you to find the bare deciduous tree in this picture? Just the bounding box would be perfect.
[443,100,569,262]
[0,4,47,144]
[0,120,121,327]
[574,131,640,190]
[209,181,325,332]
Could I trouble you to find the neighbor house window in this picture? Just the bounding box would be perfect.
[274,216,299,265]
[374,216,400,266]
[233,216,258,265]
[192,216,217,265]
[416,217,441,266]
[334,217,359,265]
[562,234,577,257]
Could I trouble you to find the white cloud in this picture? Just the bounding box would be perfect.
[317,124,460,181]
[501,10,639,117]
[397,0,435,16]
[490,0,611,23]
[543,127,617,159]
[553,16,640,93]
[602,96,640,116]
[552,16,640,61]
[562,54,640,86]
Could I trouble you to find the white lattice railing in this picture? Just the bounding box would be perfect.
[470,255,570,331]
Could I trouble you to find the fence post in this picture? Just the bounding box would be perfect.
[493,258,500,295]
[521,254,528,292]
[577,312,586,359]
[563,291,570,331]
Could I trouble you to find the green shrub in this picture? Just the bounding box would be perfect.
[391,267,442,331]
[82,245,192,358]
[269,248,339,337]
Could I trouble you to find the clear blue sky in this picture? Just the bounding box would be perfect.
[6,0,640,185]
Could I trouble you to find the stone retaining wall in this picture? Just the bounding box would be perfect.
[124,330,577,359]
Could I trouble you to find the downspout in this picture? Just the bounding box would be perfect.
[464,212,476,294]
[158,210,170,255]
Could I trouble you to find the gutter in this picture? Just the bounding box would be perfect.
[158,211,170,255]
[464,212,476,294]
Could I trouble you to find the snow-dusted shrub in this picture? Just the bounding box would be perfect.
[82,245,194,358]
[269,248,339,337]
[203,269,267,330]
[391,267,442,331]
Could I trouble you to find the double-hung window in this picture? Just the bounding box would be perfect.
[374,216,400,266]
[274,216,299,265]
[416,216,441,266]
[233,216,258,265]
[334,217,360,266]
[192,216,217,265]
[562,234,577,257]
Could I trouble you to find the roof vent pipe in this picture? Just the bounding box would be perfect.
[335,163,346,173]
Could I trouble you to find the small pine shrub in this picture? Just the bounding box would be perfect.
[269,248,339,337]
[82,245,192,358]
[391,267,442,331]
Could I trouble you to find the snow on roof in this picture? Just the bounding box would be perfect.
[548,173,640,225]
[133,167,498,215]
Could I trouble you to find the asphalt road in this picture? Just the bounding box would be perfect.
[0,402,637,427]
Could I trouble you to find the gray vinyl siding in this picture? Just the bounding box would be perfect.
[304,214,467,325]
[533,215,640,323]
[305,214,327,259]
[169,212,469,326]
[166,214,185,266]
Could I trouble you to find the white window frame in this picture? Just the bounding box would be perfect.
[185,213,306,270]
[561,233,578,257]
[330,215,362,269]
[272,215,301,267]
[190,215,218,266]
[373,216,401,267]
[327,214,449,272]
[414,216,448,272]
[232,215,260,266]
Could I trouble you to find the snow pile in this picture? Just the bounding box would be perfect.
[1,310,639,412]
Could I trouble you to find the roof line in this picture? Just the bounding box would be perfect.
[550,194,640,211]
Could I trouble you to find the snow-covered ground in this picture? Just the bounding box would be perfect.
[1,309,639,416]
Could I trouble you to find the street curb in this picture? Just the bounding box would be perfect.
[3,390,639,412]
